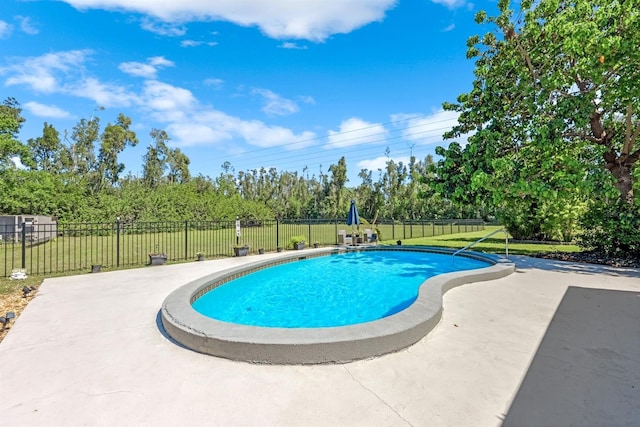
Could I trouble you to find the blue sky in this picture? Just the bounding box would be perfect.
[1,0,493,184]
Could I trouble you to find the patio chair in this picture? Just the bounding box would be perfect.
[338,230,353,246]
[364,229,378,245]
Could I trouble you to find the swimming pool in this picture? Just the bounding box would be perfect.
[161,247,515,364]
[192,251,489,328]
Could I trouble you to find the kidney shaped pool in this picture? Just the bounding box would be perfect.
[161,247,515,364]
[192,250,488,328]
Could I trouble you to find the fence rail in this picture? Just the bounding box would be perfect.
[0,218,484,277]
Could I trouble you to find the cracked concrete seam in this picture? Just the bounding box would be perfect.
[342,365,415,427]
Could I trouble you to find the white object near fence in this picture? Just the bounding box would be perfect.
[10,268,28,280]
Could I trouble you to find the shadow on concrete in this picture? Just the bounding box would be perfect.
[155,310,190,351]
[511,255,640,279]
[501,286,640,427]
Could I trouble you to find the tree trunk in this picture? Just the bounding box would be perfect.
[603,147,635,205]
[609,163,634,205]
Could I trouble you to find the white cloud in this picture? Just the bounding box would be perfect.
[390,110,463,145]
[430,0,468,9]
[119,56,174,78]
[70,77,139,107]
[23,101,72,118]
[180,40,218,47]
[3,50,317,152]
[357,155,410,172]
[236,120,315,148]
[252,88,299,116]
[3,50,91,93]
[140,17,186,36]
[1,50,138,107]
[159,108,316,149]
[298,95,316,105]
[431,0,467,9]
[167,122,231,145]
[119,62,157,78]
[16,16,39,35]
[142,80,197,112]
[442,23,455,32]
[149,56,174,67]
[0,21,13,39]
[327,117,387,148]
[59,0,398,41]
[279,42,307,49]
[204,77,224,88]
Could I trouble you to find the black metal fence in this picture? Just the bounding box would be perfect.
[0,218,484,277]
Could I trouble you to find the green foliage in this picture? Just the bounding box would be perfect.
[579,201,640,256]
[434,0,640,250]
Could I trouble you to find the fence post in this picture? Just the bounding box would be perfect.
[276,218,280,249]
[184,220,189,260]
[116,218,121,267]
[21,222,26,269]
[308,218,312,245]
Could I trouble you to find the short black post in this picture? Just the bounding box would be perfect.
[21,222,26,269]
[116,218,121,267]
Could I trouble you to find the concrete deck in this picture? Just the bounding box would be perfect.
[1,254,638,426]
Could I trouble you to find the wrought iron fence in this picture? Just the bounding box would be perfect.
[0,218,484,277]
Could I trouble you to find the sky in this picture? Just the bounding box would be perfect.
[0,0,495,185]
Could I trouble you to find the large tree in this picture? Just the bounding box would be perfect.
[444,0,640,205]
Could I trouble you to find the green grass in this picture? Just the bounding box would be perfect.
[381,225,582,255]
[0,275,44,296]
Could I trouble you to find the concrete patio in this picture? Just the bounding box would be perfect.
[1,253,638,426]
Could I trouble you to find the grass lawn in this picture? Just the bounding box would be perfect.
[381,225,582,256]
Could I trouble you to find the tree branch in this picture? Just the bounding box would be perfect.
[623,104,632,156]
[563,130,604,145]
[626,148,640,166]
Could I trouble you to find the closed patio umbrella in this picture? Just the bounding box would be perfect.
[347,199,360,244]
[347,199,360,227]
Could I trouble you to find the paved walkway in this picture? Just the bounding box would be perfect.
[1,254,638,426]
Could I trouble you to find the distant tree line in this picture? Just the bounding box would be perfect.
[0,98,476,225]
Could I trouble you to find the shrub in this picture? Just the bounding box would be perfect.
[578,201,640,256]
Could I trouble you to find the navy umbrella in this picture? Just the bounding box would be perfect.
[347,199,360,227]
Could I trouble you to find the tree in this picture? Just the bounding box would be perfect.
[28,122,63,172]
[445,0,640,205]
[166,147,190,184]
[142,128,170,189]
[96,113,138,190]
[0,97,32,170]
[327,157,348,217]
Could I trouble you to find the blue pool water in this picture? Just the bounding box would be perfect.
[192,250,489,328]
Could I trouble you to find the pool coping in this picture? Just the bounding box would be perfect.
[161,246,515,364]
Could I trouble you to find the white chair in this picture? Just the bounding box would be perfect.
[338,230,353,245]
